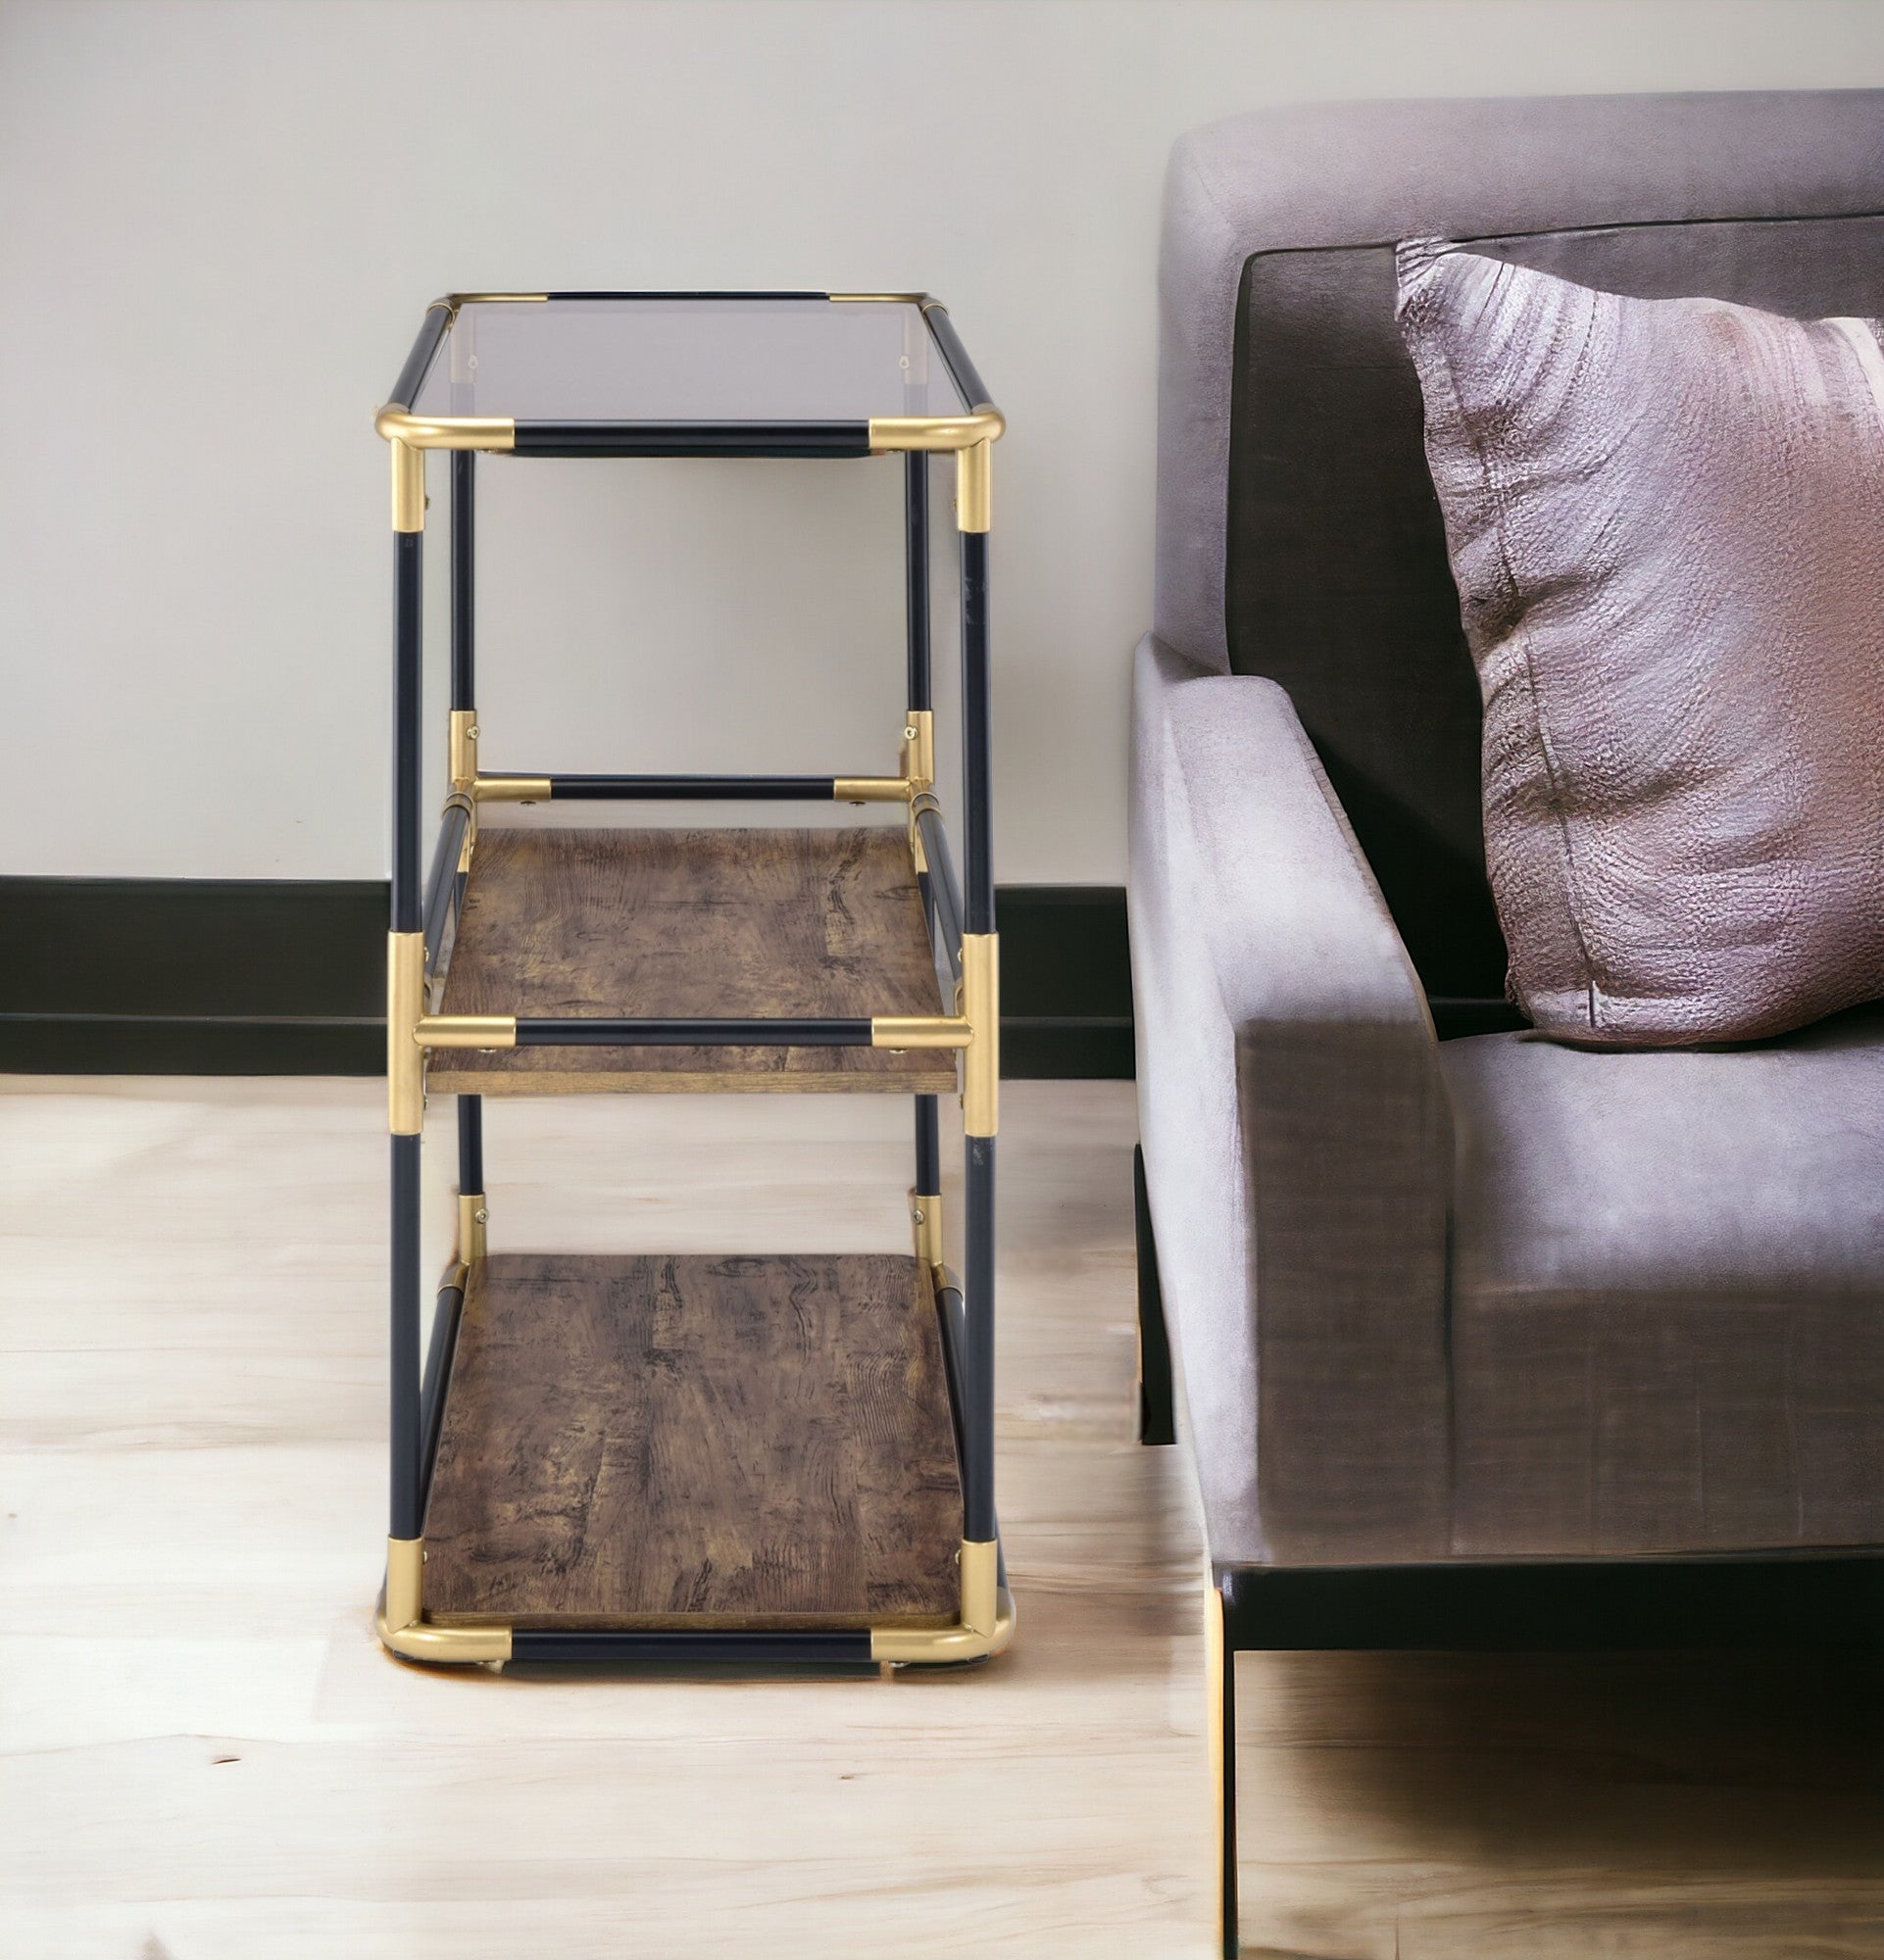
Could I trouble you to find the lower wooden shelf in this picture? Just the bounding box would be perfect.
[421,1251,964,1630]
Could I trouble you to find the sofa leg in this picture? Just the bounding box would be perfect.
[1132,1145,1176,1445]
[1208,1577,1238,1956]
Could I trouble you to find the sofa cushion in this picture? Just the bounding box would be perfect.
[1441,1007,1884,1554]
[1169,92,1884,1006]
[1398,242,1884,1046]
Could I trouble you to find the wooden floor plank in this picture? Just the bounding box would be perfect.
[421,1251,963,1627]
[432,826,956,1095]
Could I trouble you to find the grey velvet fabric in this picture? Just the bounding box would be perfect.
[1398,244,1884,1047]
[1161,91,1884,1003]
[1443,1009,1884,1552]
[1130,634,1451,1565]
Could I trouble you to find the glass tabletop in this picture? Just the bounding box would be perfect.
[407,296,968,423]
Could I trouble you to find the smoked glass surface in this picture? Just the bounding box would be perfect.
[408,298,966,421]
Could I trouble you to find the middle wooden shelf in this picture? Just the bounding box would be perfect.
[430,824,957,1097]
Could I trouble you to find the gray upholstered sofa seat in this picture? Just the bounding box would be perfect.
[1445,1009,1884,1556]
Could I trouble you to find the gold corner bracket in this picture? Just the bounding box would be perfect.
[909,1189,944,1278]
[376,1537,512,1665]
[376,407,518,454]
[419,1014,520,1050]
[902,710,934,794]
[956,439,992,533]
[458,1192,488,1264]
[837,711,935,809]
[866,408,1005,455]
[870,1541,1013,1664]
[387,932,425,1133]
[961,933,999,1136]
[473,775,553,804]
[390,439,425,532]
[871,1014,971,1051]
[449,711,479,791]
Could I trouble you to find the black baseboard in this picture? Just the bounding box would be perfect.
[0,877,1134,1080]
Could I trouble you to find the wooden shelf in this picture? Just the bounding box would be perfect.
[421,1252,964,1630]
[430,826,957,1096]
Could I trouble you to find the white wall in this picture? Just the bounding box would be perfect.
[7,0,1884,883]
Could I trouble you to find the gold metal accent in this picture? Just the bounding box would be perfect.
[384,1535,423,1631]
[960,1538,998,1636]
[870,1542,1013,1664]
[418,1014,519,1049]
[449,710,479,791]
[375,408,518,453]
[831,775,911,805]
[473,775,554,803]
[376,1536,512,1664]
[867,410,1005,454]
[458,1192,488,1264]
[827,292,928,304]
[955,439,992,533]
[871,1014,971,1050]
[910,1190,943,1275]
[902,710,934,794]
[440,1259,470,1297]
[441,291,550,309]
[1208,1579,1232,1948]
[390,439,425,532]
[387,933,425,1134]
[961,933,999,1136]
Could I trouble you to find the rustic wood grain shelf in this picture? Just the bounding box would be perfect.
[429,826,957,1097]
[422,1251,964,1630]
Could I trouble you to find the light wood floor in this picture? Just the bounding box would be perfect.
[2,1077,1878,1958]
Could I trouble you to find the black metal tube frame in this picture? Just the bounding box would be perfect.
[916,806,965,980]
[512,420,870,460]
[421,800,471,971]
[493,773,840,800]
[419,1279,465,1510]
[514,1016,873,1047]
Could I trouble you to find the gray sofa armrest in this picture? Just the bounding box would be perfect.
[1130,633,1452,1565]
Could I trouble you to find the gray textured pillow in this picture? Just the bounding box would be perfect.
[1396,239,1884,1047]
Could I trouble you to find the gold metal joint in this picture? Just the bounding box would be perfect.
[827,291,929,304]
[418,1014,519,1050]
[458,1192,488,1264]
[871,1014,971,1050]
[960,1538,999,1637]
[473,775,554,804]
[866,409,1006,455]
[390,438,425,532]
[962,933,999,1136]
[869,1548,1014,1665]
[449,710,479,791]
[909,1190,944,1276]
[387,932,425,1133]
[384,1535,423,1631]
[831,775,910,805]
[375,407,519,453]
[901,710,934,794]
[955,439,992,533]
[442,291,550,307]
[376,1539,513,1665]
